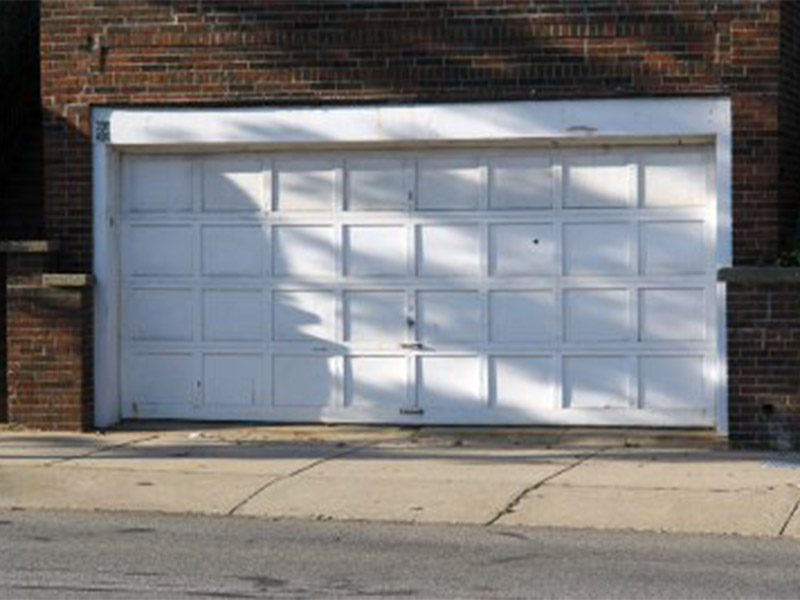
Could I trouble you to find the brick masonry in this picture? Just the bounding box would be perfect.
[726,280,800,450]
[6,0,796,442]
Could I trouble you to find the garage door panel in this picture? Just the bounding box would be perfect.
[418,356,483,409]
[347,159,408,211]
[489,290,555,342]
[489,156,553,209]
[201,225,266,277]
[639,355,707,412]
[640,288,706,341]
[564,288,631,342]
[564,153,634,208]
[127,288,194,341]
[202,354,262,406]
[417,224,480,277]
[120,144,717,426]
[275,161,338,212]
[202,158,263,212]
[491,356,554,412]
[273,226,335,277]
[345,225,407,277]
[418,158,482,210]
[129,353,195,406]
[344,291,406,343]
[564,356,631,409]
[273,355,338,407]
[563,223,632,275]
[273,291,335,341]
[124,225,194,277]
[642,150,709,208]
[202,290,263,341]
[489,223,556,276]
[418,291,482,343]
[123,158,193,213]
[346,356,407,408]
[641,221,706,275]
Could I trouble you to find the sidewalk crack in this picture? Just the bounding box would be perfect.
[778,491,800,536]
[226,443,372,516]
[484,448,606,526]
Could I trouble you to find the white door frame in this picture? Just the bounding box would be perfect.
[93,98,732,430]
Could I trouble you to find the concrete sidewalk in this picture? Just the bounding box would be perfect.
[1,425,800,538]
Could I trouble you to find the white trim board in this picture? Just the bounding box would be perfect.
[95,98,730,147]
[92,98,732,430]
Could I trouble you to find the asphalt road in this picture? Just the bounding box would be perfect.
[1,509,799,599]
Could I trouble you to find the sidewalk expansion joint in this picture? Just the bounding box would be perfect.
[225,443,374,517]
[484,447,608,527]
[43,434,161,467]
[778,492,800,536]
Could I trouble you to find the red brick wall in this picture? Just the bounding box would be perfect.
[727,282,800,450]
[28,0,800,436]
[779,2,800,250]
[5,249,93,431]
[40,0,789,271]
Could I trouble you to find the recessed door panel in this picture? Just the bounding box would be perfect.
[273,356,337,407]
[202,290,263,341]
[417,224,480,277]
[124,226,194,277]
[203,354,261,406]
[201,226,266,277]
[344,291,406,343]
[489,223,556,276]
[489,290,555,342]
[640,355,707,411]
[489,156,553,209]
[418,291,481,343]
[564,356,631,409]
[491,356,554,411]
[273,226,335,277]
[347,159,408,211]
[345,226,407,277]
[346,356,407,408]
[418,356,482,409]
[564,153,634,208]
[418,158,482,210]
[275,161,337,212]
[642,150,708,207]
[564,288,630,342]
[129,353,195,406]
[563,223,632,275]
[640,288,706,341]
[127,288,193,341]
[203,158,263,212]
[273,291,335,341]
[123,158,193,213]
[641,221,705,275]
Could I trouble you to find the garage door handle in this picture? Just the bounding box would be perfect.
[399,341,425,350]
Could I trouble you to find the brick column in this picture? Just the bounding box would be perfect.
[721,267,800,450]
[3,241,94,431]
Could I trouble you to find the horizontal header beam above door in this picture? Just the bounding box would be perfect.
[94,98,730,148]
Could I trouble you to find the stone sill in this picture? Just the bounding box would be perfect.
[0,240,58,254]
[8,273,94,289]
[718,267,800,284]
[42,273,94,288]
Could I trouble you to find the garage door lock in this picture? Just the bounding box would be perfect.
[399,407,424,416]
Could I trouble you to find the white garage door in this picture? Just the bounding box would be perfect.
[119,144,717,425]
